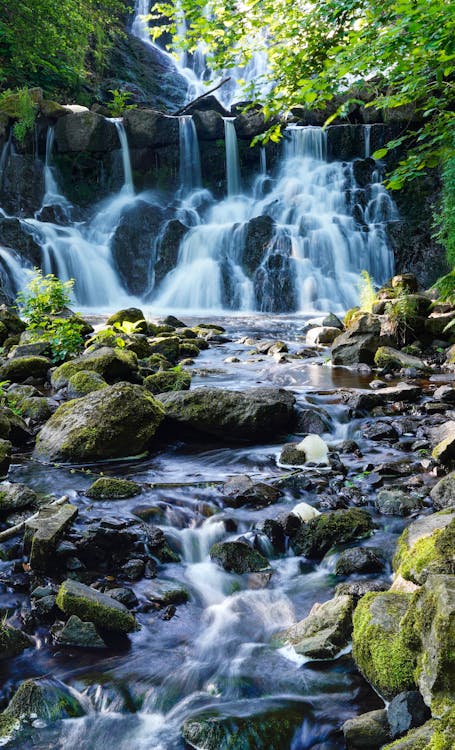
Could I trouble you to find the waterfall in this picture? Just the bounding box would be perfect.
[113,120,134,195]
[179,116,202,193]
[41,127,72,216]
[0,246,32,297]
[364,125,372,158]
[224,119,241,196]
[260,147,267,175]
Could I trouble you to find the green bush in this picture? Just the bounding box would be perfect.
[107,89,136,117]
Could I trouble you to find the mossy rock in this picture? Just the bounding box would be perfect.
[0,355,51,382]
[0,306,26,336]
[0,439,11,475]
[51,347,138,389]
[56,579,137,633]
[106,308,147,332]
[144,369,191,394]
[35,383,165,463]
[179,341,201,358]
[274,595,354,659]
[393,512,455,585]
[18,396,52,422]
[352,591,417,699]
[67,370,108,398]
[210,540,271,574]
[0,481,37,514]
[0,624,33,659]
[85,477,142,500]
[382,708,454,749]
[292,508,374,559]
[148,336,181,363]
[145,353,172,372]
[3,677,86,722]
[374,346,428,372]
[193,323,226,335]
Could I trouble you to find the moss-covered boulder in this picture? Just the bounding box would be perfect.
[18,397,52,422]
[342,709,391,750]
[0,481,38,514]
[0,355,51,382]
[374,346,428,372]
[0,306,26,336]
[2,677,86,722]
[393,512,455,585]
[0,624,33,659]
[430,421,455,465]
[148,336,181,363]
[67,370,108,398]
[292,509,374,559]
[106,308,147,332]
[56,579,137,633]
[144,369,191,394]
[273,595,354,659]
[352,592,417,699]
[331,313,381,365]
[145,353,171,372]
[85,477,142,500]
[35,383,165,463]
[52,614,107,648]
[156,387,296,441]
[382,712,455,750]
[430,472,455,509]
[51,347,138,389]
[0,439,11,475]
[179,341,200,358]
[210,540,271,575]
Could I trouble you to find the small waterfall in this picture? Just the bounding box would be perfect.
[223,119,241,196]
[41,127,72,216]
[0,133,11,199]
[260,147,267,175]
[179,116,201,193]
[364,125,372,158]
[0,246,32,296]
[113,120,134,195]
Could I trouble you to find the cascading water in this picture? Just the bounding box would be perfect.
[224,118,242,196]
[179,115,202,193]
[113,120,135,194]
[40,126,72,217]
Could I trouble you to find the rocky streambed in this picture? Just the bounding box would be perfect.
[0,303,452,749]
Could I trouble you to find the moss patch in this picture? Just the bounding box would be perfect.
[56,579,137,633]
[394,519,455,584]
[144,369,191,394]
[85,477,142,500]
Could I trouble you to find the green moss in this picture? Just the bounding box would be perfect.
[148,336,180,363]
[352,592,417,699]
[0,713,20,741]
[0,356,50,382]
[18,397,51,421]
[56,579,137,633]
[67,370,108,397]
[144,369,191,394]
[145,353,171,372]
[383,711,455,750]
[179,341,200,359]
[85,477,142,500]
[394,520,455,584]
[0,624,32,658]
[51,348,137,389]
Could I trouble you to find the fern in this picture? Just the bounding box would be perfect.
[358,270,377,313]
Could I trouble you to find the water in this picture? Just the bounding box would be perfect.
[224,118,241,196]
[41,127,72,216]
[179,116,202,193]
[113,120,135,195]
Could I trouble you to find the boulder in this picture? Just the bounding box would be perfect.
[387,692,431,740]
[192,109,225,139]
[144,369,191,394]
[352,591,416,699]
[430,421,455,464]
[342,382,422,413]
[148,336,181,363]
[51,347,138,389]
[145,580,189,606]
[156,387,296,441]
[292,509,374,559]
[55,111,118,151]
[234,109,268,138]
[391,274,418,293]
[382,718,451,750]
[374,346,428,372]
[433,385,455,404]
[106,308,146,327]
[331,313,381,365]
[35,383,165,462]
[1,678,86,728]
[0,624,32,660]
[0,481,38,514]
[154,219,188,284]
[26,503,78,571]
[53,615,107,648]
[85,477,142,500]
[342,709,391,750]
[430,472,455,509]
[335,580,389,600]
[274,595,354,659]
[0,355,50,382]
[67,370,108,398]
[18,396,52,422]
[393,512,455,585]
[56,579,137,633]
[335,546,386,576]
[0,439,11,475]
[111,201,165,296]
[222,475,281,508]
[295,406,332,435]
[306,326,342,345]
[210,540,271,575]
[123,108,179,148]
[242,215,275,275]
[375,489,424,516]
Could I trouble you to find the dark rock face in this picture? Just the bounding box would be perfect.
[387,691,431,740]
[123,108,179,149]
[111,200,165,295]
[0,153,44,216]
[332,314,381,366]
[154,219,188,285]
[192,110,225,140]
[0,217,41,265]
[254,250,297,312]
[55,112,119,152]
[242,215,275,275]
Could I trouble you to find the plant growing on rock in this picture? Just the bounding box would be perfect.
[358,270,377,313]
[107,89,137,117]
[384,284,419,346]
[0,88,37,144]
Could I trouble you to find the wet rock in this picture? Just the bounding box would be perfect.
[192,109,224,139]
[55,111,118,151]
[364,422,399,441]
[342,382,422,413]
[274,595,354,659]
[51,347,138,389]
[17,396,52,422]
[255,519,286,553]
[56,579,137,633]
[0,439,11,475]
[430,472,455,509]
[53,614,107,648]
[306,326,342,345]
[335,546,386,576]
[352,591,416,699]
[122,558,145,581]
[0,623,32,659]
[433,385,455,403]
[25,502,78,572]
[144,369,191,394]
[331,313,381,365]
[123,108,179,148]
[342,709,391,750]
[31,594,57,622]
[210,540,271,575]
[322,313,344,329]
[374,346,428,372]
[392,274,419,293]
[292,509,374,560]
[375,489,424,516]
[280,435,329,467]
[35,383,164,462]
[242,215,275,274]
[157,387,295,441]
[146,580,189,606]
[381,720,441,750]
[387,691,431,740]
[148,336,181,363]
[0,406,31,446]
[107,587,138,609]
[85,477,142,500]
[0,481,38,514]
[67,370,108,398]
[335,580,389,600]
[393,511,455,585]
[295,406,332,435]
[222,475,281,508]
[154,220,189,284]
[0,355,51,382]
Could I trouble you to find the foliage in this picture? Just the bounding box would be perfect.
[384,284,419,346]
[86,327,126,350]
[0,380,10,407]
[358,270,376,313]
[0,0,125,98]
[112,320,144,335]
[0,88,37,143]
[434,149,455,270]
[151,0,455,185]
[16,269,84,363]
[431,269,455,305]
[107,89,137,117]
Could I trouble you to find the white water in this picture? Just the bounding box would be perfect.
[113,120,135,194]
[40,126,72,217]
[224,118,241,196]
[179,115,201,193]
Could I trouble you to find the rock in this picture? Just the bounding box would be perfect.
[352,591,416,699]
[182,702,306,750]
[192,109,225,139]
[364,422,399,441]
[107,587,138,608]
[106,308,146,328]
[123,108,179,148]
[306,326,342,345]
[342,382,422,412]
[387,692,431,740]
[67,370,108,398]
[291,501,321,522]
[0,406,31,445]
[121,559,145,580]
[407,574,455,714]
[375,489,424,516]
[392,274,419,293]
[17,396,52,422]
[342,709,391,750]
[280,435,329,467]
[0,481,38,514]
[0,623,32,659]
[292,509,374,559]
[331,313,381,365]
[35,383,164,462]
[144,369,191,394]
[26,503,78,572]
[295,406,332,435]
[274,595,354,659]
[0,439,11,475]
[242,215,275,274]
[210,540,271,574]
[111,201,165,296]
[146,580,189,606]
[322,312,344,329]
[53,615,107,648]
[1,677,86,726]
[430,472,455,509]
[0,355,51,382]
[56,579,137,633]
[51,347,138,389]
[335,580,389,600]
[393,512,455,584]
[148,336,181,363]
[156,387,296,441]
[222,476,281,507]
[374,346,428,372]
[381,719,447,750]
[433,385,455,404]
[255,519,286,553]
[335,546,386,576]
[85,477,142,500]
[55,111,118,151]
[430,421,455,464]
